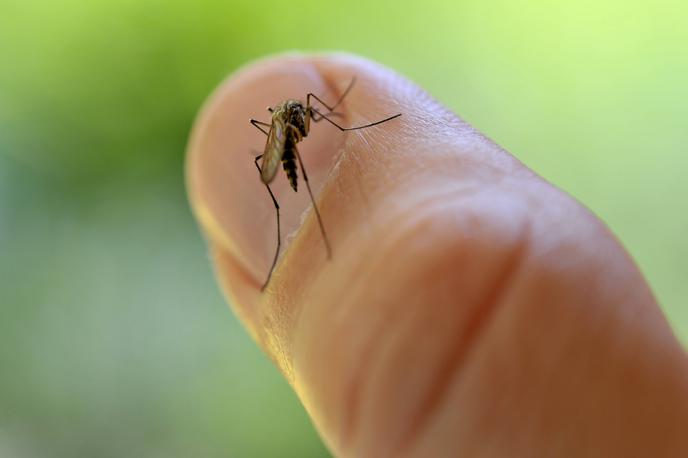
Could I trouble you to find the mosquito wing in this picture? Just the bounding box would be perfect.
[260,117,287,184]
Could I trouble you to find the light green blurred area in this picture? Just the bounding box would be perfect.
[1,0,686,456]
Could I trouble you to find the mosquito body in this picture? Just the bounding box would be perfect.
[250,78,401,291]
[260,99,309,191]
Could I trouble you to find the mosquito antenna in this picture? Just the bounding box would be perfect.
[311,107,401,131]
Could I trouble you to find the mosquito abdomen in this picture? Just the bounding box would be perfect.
[282,146,298,192]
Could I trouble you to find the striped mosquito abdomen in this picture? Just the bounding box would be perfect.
[282,141,298,191]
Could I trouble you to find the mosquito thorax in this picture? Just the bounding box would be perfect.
[272,99,309,138]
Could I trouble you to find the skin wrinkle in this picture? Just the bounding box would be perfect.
[288,221,392,450]
[335,223,416,451]
[402,191,685,456]
[349,197,527,457]
[300,190,435,447]
[334,209,442,451]
[331,188,495,449]
[296,183,526,453]
[395,224,530,455]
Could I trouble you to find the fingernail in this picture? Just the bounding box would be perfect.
[187,54,345,289]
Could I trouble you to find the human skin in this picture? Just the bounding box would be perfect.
[186,53,688,457]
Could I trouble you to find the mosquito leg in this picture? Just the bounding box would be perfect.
[312,111,344,122]
[306,77,356,113]
[292,144,332,259]
[311,107,402,132]
[254,154,281,291]
[250,119,271,136]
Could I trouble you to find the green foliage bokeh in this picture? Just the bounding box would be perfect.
[1,0,686,456]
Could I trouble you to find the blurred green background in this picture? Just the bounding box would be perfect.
[1,0,686,456]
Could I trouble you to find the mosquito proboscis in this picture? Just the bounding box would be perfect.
[250,77,401,291]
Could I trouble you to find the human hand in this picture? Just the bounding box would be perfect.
[186,53,688,457]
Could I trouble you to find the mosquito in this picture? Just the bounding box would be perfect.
[250,77,401,290]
